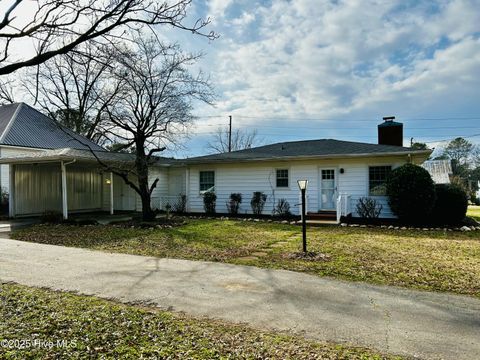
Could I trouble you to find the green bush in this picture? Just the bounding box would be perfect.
[226,193,242,214]
[386,163,436,223]
[203,192,216,214]
[0,187,8,215]
[431,184,468,225]
[250,192,267,215]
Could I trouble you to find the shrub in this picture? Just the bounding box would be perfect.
[431,184,468,225]
[226,193,242,215]
[250,192,267,215]
[40,210,63,224]
[0,187,8,215]
[386,163,436,223]
[172,195,187,213]
[203,192,217,214]
[273,198,291,218]
[355,197,383,219]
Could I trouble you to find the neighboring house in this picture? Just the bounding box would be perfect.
[421,160,452,184]
[0,104,432,221]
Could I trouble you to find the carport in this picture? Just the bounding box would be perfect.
[0,148,139,219]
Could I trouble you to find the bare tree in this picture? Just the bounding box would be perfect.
[21,41,120,144]
[0,78,15,104]
[206,127,261,153]
[0,0,216,76]
[93,36,214,220]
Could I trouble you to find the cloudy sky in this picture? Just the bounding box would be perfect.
[164,0,480,157]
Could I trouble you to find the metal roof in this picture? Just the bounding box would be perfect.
[179,139,432,164]
[0,103,104,151]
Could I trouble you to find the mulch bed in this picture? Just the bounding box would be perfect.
[282,251,331,262]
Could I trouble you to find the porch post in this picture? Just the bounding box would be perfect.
[8,164,15,217]
[61,161,68,220]
[110,172,114,215]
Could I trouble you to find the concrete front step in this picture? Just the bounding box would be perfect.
[0,224,11,232]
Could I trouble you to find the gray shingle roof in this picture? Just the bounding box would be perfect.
[183,139,431,164]
[0,103,104,151]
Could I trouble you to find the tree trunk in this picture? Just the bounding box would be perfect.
[135,137,155,221]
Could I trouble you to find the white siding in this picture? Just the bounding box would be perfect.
[186,156,411,218]
[167,168,186,196]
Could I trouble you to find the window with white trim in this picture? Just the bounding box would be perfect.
[276,169,289,188]
[369,166,392,195]
[199,171,215,192]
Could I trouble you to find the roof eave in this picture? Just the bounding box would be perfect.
[181,149,433,165]
[0,154,136,165]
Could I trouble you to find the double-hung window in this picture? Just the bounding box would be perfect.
[199,171,215,192]
[276,169,289,188]
[369,166,391,196]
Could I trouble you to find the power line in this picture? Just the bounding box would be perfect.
[195,114,480,122]
[191,131,480,139]
[196,124,480,130]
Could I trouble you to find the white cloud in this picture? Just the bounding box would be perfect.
[204,0,480,128]
[207,0,235,21]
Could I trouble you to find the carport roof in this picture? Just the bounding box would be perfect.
[0,147,179,166]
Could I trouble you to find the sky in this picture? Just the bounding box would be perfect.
[161,0,480,158]
[1,0,479,158]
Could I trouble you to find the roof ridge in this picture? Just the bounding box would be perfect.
[0,103,22,143]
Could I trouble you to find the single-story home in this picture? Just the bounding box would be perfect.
[0,103,432,221]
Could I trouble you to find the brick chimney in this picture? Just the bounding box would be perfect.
[378,116,403,146]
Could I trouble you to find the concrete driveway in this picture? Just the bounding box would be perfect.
[0,237,479,360]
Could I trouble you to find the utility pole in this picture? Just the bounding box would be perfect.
[228,115,232,152]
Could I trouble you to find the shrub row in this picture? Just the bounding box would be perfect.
[203,191,292,218]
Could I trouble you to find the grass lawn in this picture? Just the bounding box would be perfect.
[467,205,480,221]
[12,219,480,297]
[0,282,398,359]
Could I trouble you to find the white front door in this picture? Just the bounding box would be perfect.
[319,168,336,210]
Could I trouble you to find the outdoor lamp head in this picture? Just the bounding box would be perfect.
[297,179,308,190]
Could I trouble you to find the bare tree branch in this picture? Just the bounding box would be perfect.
[206,127,262,153]
[0,0,217,75]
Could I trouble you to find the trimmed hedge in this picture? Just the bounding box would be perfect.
[431,184,468,225]
[203,192,217,214]
[386,163,436,223]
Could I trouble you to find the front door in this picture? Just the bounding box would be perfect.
[319,169,336,210]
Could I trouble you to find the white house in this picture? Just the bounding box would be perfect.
[0,104,432,221]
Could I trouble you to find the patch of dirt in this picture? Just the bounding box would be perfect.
[282,252,331,262]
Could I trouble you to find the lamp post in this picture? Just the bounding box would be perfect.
[297,179,308,253]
